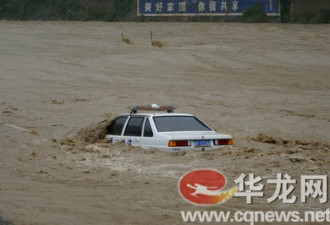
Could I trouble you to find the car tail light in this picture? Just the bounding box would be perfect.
[168,140,189,147]
[214,139,233,146]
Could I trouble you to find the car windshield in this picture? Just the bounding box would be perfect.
[153,116,212,132]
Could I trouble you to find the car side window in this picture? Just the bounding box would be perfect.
[106,116,128,135]
[124,117,144,137]
[143,118,153,137]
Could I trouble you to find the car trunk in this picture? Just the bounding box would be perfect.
[160,131,232,140]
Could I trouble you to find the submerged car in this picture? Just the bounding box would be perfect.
[105,104,232,152]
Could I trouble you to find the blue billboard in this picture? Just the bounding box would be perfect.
[138,0,280,16]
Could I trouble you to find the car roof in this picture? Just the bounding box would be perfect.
[118,113,194,117]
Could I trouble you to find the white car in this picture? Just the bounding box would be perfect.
[105,104,233,152]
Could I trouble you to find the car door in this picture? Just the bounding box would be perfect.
[123,116,145,146]
[140,117,157,149]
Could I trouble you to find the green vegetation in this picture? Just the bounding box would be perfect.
[282,0,329,24]
[242,3,266,23]
[293,9,330,24]
[0,0,134,21]
[280,0,291,23]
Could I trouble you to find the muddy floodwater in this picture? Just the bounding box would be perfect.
[0,21,329,225]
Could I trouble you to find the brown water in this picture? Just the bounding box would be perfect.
[0,21,329,225]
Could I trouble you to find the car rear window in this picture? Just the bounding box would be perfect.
[153,116,211,132]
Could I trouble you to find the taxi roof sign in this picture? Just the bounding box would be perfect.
[128,104,176,113]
